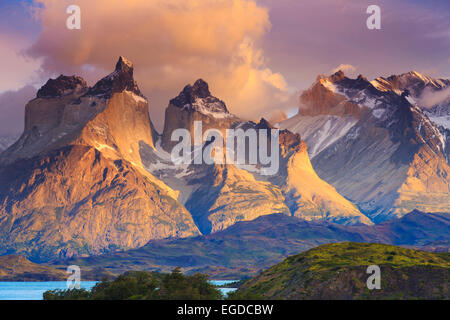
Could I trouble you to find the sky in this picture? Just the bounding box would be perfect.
[0,0,449,134]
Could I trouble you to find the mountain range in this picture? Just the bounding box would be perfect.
[0,57,448,263]
[45,210,450,279]
[279,70,450,222]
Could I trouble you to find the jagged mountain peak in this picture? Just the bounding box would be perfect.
[357,74,368,82]
[87,56,143,99]
[172,79,212,107]
[191,79,211,98]
[329,70,345,82]
[392,70,431,82]
[0,57,197,260]
[37,75,87,99]
[115,56,133,71]
[407,70,425,78]
[372,70,449,95]
[169,79,232,117]
[315,70,345,85]
[316,71,375,95]
[282,69,450,223]
[255,118,273,129]
[161,79,239,151]
[1,56,155,167]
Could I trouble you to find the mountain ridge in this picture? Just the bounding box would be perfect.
[279,70,450,222]
[59,210,449,278]
[0,57,201,261]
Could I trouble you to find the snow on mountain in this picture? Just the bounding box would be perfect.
[0,134,19,152]
[0,57,200,261]
[425,108,450,130]
[278,114,357,159]
[171,79,234,119]
[279,70,450,223]
[371,71,448,96]
[155,80,373,227]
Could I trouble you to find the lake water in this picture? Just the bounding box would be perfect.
[0,280,237,300]
[0,281,98,300]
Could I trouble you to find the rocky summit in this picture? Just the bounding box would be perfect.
[152,81,372,229]
[0,57,200,262]
[87,56,143,99]
[1,58,448,263]
[161,79,239,151]
[279,70,450,222]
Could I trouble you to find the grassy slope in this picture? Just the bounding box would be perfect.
[237,242,449,300]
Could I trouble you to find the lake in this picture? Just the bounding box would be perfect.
[0,280,237,300]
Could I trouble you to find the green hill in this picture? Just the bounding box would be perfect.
[232,242,449,300]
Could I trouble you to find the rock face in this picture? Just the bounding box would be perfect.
[298,72,360,117]
[8,60,446,262]
[272,130,372,225]
[64,211,450,279]
[0,57,200,261]
[279,71,450,222]
[153,81,372,228]
[185,164,290,234]
[161,79,240,151]
[87,56,143,99]
[1,56,156,167]
[37,75,87,99]
[371,71,449,98]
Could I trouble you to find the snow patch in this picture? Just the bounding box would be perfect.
[372,109,385,119]
[183,97,234,119]
[405,95,416,106]
[279,114,358,158]
[125,91,147,104]
[370,78,391,92]
[319,79,336,92]
[426,114,450,130]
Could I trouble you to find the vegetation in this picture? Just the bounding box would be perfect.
[42,243,450,300]
[43,268,223,300]
[235,242,449,300]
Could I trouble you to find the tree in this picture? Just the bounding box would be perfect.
[43,269,223,300]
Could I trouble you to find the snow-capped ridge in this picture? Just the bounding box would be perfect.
[86,56,144,99]
[170,79,235,119]
[37,75,88,99]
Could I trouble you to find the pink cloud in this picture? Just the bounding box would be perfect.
[26,0,295,128]
[0,85,36,136]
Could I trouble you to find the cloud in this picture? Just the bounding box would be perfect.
[331,64,357,75]
[26,0,293,129]
[0,85,36,136]
[259,0,450,91]
[0,34,41,92]
[266,109,288,124]
[419,86,450,108]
